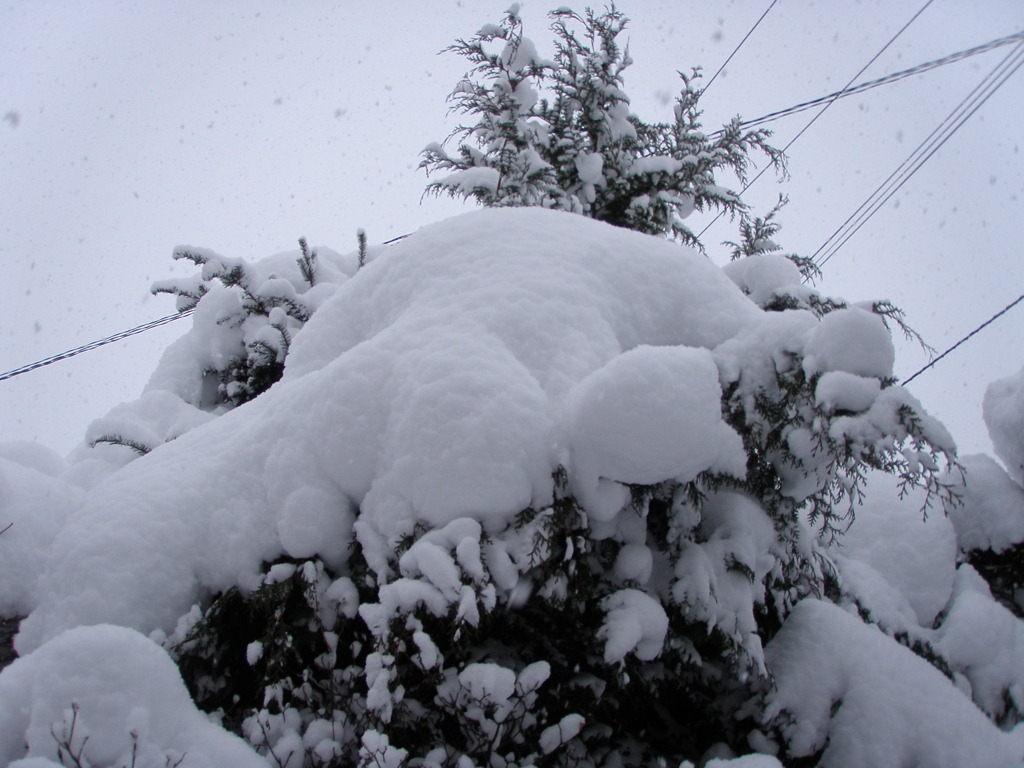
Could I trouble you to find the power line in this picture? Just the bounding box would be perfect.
[814,37,1024,269]
[0,310,193,383]
[724,30,1024,134]
[701,0,779,94]
[697,0,937,240]
[902,294,1024,386]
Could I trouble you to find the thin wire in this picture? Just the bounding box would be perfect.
[815,39,1024,269]
[0,310,193,383]
[902,294,1024,386]
[702,0,779,94]
[697,0,936,241]
[718,30,1024,135]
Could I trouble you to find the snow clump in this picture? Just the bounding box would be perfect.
[984,364,1024,484]
[763,599,1024,768]
[0,624,263,767]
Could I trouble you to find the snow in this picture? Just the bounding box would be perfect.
[628,155,684,177]
[803,306,895,379]
[0,452,80,616]
[947,453,1024,553]
[984,364,1024,484]
[935,566,1024,722]
[84,389,215,456]
[10,208,762,654]
[539,714,584,754]
[613,542,654,584]
[598,588,669,663]
[0,442,67,478]
[672,491,776,669]
[763,599,1024,768]
[436,167,501,195]
[834,472,957,626]
[564,344,746,496]
[721,252,804,307]
[814,370,881,414]
[698,758,783,768]
[574,151,605,185]
[712,309,818,405]
[458,662,516,706]
[0,624,264,767]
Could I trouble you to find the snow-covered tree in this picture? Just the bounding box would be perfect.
[4,205,1022,768]
[422,5,782,249]
[5,208,970,767]
[421,8,555,209]
[150,238,342,410]
[5,8,1024,768]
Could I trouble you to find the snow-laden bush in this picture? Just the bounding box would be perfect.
[421,6,782,249]
[4,209,979,767]
[149,237,358,413]
[69,238,362,467]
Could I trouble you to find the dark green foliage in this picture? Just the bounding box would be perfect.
[0,615,18,672]
[967,543,1024,620]
[172,558,374,766]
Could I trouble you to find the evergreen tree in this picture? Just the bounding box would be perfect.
[164,226,961,766]
[420,8,556,208]
[422,5,783,249]
[140,8,966,766]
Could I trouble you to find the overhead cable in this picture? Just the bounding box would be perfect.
[719,30,1024,134]
[697,0,937,240]
[0,310,193,383]
[814,37,1024,269]
[902,293,1024,386]
[701,0,779,94]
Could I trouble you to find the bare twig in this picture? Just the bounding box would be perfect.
[51,702,89,768]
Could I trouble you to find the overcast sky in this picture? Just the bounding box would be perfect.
[1,0,1022,461]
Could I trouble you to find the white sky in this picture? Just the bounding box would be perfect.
[1,0,1022,460]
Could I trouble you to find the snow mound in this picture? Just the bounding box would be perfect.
[764,599,1023,768]
[564,344,745,492]
[286,207,757,381]
[803,307,894,379]
[835,472,957,626]
[935,565,1024,722]
[0,453,80,616]
[721,252,803,307]
[984,365,1024,484]
[0,624,263,767]
[0,442,67,478]
[598,588,669,663]
[18,208,760,651]
[947,453,1024,553]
